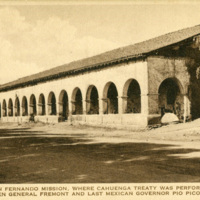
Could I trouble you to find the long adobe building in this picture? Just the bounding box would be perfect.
[1,24,200,127]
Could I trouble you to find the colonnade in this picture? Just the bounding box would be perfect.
[1,79,145,122]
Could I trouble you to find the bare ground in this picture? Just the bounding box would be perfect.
[1,120,200,183]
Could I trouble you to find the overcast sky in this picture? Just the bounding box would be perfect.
[1,1,200,84]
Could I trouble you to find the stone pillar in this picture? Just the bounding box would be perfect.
[97,98,102,115]
[0,103,2,120]
[29,104,34,115]
[19,103,22,117]
[57,102,61,117]
[21,104,23,116]
[82,100,86,115]
[98,98,103,115]
[27,103,30,116]
[58,102,62,115]
[0,103,2,121]
[101,98,108,114]
[15,103,20,123]
[183,94,190,123]
[183,95,186,123]
[14,105,16,117]
[71,101,75,114]
[53,102,58,123]
[141,94,148,115]
[148,93,159,115]
[121,96,128,113]
[85,99,91,114]
[98,98,105,124]
[118,96,123,114]
[37,103,42,116]
[47,103,51,115]
[66,101,73,124]
[187,96,191,119]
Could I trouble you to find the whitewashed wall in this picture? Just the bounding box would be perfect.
[0,60,149,127]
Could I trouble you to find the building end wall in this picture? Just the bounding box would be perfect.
[147,56,191,120]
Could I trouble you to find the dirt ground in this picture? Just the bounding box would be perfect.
[1,120,200,183]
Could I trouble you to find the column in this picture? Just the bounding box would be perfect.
[57,102,61,117]
[0,103,2,120]
[141,93,149,115]
[148,93,159,115]
[27,102,30,116]
[47,103,51,115]
[120,96,128,114]
[183,94,190,123]
[19,101,22,117]
[82,100,86,123]
[82,99,87,115]
[67,101,72,124]
[29,104,33,115]
[14,104,18,123]
[37,103,42,115]
[21,104,23,117]
[37,103,43,115]
[59,102,63,114]
[98,98,104,115]
[118,96,124,114]
[85,99,91,114]
[101,98,108,114]
[17,103,20,123]
[99,98,107,124]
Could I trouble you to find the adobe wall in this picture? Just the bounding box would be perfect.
[0,60,149,128]
[186,58,200,120]
[147,56,191,122]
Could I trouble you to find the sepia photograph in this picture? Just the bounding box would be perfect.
[1,0,200,199]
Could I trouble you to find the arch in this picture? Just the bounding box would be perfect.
[123,79,141,113]
[22,96,28,116]
[15,97,20,116]
[30,94,37,115]
[103,82,118,114]
[38,94,46,115]
[86,85,99,114]
[58,90,69,120]
[71,87,83,115]
[48,92,57,115]
[158,77,184,119]
[2,99,7,117]
[8,98,13,116]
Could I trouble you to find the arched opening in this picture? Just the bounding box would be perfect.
[158,78,184,119]
[103,82,118,114]
[15,97,20,116]
[123,79,141,113]
[2,100,7,117]
[72,88,83,115]
[86,85,99,114]
[30,94,37,115]
[8,99,13,116]
[58,90,69,121]
[38,94,46,115]
[48,92,56,115]
[22,96,28,116]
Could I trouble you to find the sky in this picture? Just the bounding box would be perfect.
[1,1,200,84]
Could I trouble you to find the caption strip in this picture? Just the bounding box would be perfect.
[0,186,200,197]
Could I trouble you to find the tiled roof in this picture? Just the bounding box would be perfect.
[1,24,200,91]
